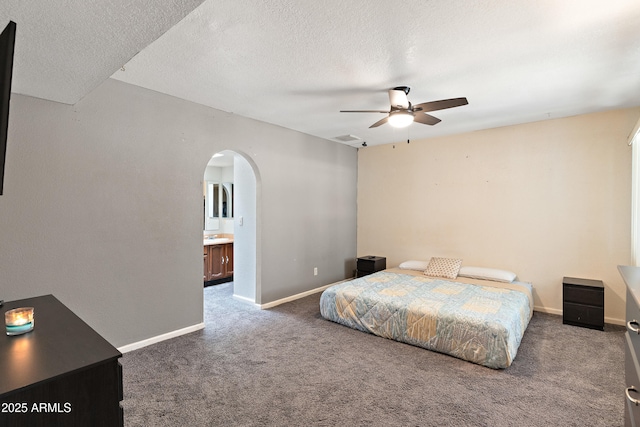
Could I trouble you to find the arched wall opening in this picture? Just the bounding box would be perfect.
[203,149,260,304]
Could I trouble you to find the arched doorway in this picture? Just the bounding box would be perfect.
[203,150,260,303]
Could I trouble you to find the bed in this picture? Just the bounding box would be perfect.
[319,264,533,369]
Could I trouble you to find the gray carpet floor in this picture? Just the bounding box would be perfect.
[121,282,625,426]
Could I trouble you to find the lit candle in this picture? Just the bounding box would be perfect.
[5,307,34,336]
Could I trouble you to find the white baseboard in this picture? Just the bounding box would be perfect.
[118,279,351,352]
[117,322,205,353]
[533,305,562,316]
[533,305,624,326]
[606,316,625,326]
[233,293,258,305]
[259,278,354,309]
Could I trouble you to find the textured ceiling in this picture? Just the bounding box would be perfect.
[0,1,205,104]
[4,1,640,147]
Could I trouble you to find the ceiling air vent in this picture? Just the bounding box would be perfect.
[333,134,361,142]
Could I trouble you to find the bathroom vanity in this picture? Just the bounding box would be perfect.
[204,237,234,283]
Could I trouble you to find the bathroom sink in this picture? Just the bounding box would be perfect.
[204,237,231,245]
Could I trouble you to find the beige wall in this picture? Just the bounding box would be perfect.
[357,108,640,324]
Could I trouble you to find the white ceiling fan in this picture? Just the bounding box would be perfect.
[340,86,468,128]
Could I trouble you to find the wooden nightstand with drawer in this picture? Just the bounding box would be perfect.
[356,256,386,278]
[562,276,604,331]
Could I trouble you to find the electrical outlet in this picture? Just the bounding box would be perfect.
[314,267,318,276]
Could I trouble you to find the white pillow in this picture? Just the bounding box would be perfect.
[398,260,431,271]
[424,257,463,279]
[458,266,517,283]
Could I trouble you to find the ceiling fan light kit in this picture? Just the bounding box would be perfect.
[388,110,414,128]
[340,86,468,131]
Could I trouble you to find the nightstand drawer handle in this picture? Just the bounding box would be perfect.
[628,320,640,334]
[626,386,640,406]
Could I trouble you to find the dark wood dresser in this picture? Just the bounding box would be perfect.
[0,294,123,427]
[562,276,604,330]
[619,265,640,427]
[356,256,386,278]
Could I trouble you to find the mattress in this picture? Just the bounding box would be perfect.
[319,268,533,369]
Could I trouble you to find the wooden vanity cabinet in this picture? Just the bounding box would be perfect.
[204,243,233,282]
[203,245,209,281]
[208,244,225,280]
[224,244,234,276]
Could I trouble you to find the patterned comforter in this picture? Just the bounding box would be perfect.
[319,269,533,369]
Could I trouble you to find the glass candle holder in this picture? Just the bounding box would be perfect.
[5,307,35,336]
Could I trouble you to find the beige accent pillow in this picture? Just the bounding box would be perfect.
[424,257,462,279]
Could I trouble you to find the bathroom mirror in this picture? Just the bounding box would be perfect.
[204,181,233,230]
[222,182,233,218]
[204,182,220,230]
[204,151,234,231]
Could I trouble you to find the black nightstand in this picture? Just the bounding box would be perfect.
[562,276,604,331]
[356,256,386,278]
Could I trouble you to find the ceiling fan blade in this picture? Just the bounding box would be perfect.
[388,89,410,109]
[340,109,389,113]
[369,116,390,128]
[413,97,468,113]
[413,113,441,126]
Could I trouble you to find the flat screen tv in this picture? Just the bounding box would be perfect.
[0,21,16,195]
